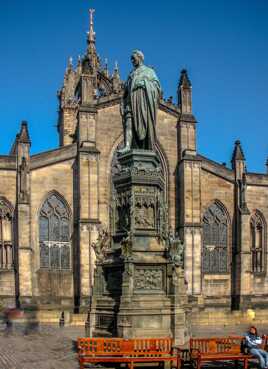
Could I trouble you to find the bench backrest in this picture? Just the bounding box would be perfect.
[77,337,173,357]
[190,336,242,355]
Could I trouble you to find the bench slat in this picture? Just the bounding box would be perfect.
[190,336,268,369]
[77,337,180,369]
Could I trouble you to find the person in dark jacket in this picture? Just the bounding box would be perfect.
[245,326,268,368]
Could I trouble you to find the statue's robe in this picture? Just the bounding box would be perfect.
[124,64,161,150]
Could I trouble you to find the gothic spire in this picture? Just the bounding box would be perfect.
[84,8,100,71]
[87,8,96,45]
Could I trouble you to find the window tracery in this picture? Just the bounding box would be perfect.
[250,211,266,274]
[39,194,71,270]
[0,198,13,270]
[202,202,229,274]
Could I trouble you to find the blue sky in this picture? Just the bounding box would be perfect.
[0,0,267,172]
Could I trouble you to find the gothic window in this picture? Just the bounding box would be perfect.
[202,202,229,274]
[0,198,13,270]
[250,211,266,274]
[39,194,71,270]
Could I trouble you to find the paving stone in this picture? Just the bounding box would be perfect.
[0,325,266,369]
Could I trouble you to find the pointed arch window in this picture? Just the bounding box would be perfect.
[39,194,71,270]
[250,211,266,274]
[202,202,229,274]
[0,198,13,270]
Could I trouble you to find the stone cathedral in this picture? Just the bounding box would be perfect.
[1,11,268,331]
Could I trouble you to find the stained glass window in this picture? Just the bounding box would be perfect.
[250,211,265,274]
[39,194,71,270]
[203,202,229,274]
[0,198,13,270]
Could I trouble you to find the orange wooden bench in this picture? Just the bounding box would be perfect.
[77,337,181,369]
[189,336,268,369]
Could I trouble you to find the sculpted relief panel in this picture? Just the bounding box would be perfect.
[134,267,164,292]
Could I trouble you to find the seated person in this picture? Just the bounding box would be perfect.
[245,326,268,369]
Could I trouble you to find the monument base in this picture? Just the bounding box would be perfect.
[88,150,190,344]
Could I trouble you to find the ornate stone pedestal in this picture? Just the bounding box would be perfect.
[88,150,190,344]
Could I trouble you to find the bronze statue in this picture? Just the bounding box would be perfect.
[118,50,161,153]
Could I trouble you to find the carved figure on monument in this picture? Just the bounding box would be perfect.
[19,157,29,202]
[118,50,161,153]
[166,229,184,267]
[121,230,133,259]
[239,172,249,213]
[91,227,110,262]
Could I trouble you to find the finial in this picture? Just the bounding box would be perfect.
[103,58,109,77]
[179,68,191,88]
[115,60,119,72]
[112,61,121,93]
[232,139,245,165]
[65,57,73,75]
[104,58,108,69]
[88,8,96,43]
[18,120,31,144]
[113,61,120,79]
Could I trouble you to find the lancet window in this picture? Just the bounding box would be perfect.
[39,194,71,270]
[0,198,13,270]
[202,202,229,274]
[250,211,266,274]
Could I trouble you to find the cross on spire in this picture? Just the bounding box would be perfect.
[88,8,96,43]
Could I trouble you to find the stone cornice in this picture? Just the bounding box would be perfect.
[0,155,16,170]
[247,172,268,186]
[30,144,77,170]
[159,100,180,117]
[197,154,235,183]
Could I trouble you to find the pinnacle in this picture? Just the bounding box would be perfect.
[232,139,245,163]
[18,120,31,144]
[179,69,192,88]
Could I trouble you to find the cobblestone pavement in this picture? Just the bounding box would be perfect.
[0,325,83,369]
[0,324,267,369]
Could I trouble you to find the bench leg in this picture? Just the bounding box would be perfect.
[164,361,171,369]
[128,361,134,369]
[244,358,248,369]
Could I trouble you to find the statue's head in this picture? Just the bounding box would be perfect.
[131,50,144,68]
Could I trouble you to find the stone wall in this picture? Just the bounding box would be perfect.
[1,98,268,319]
